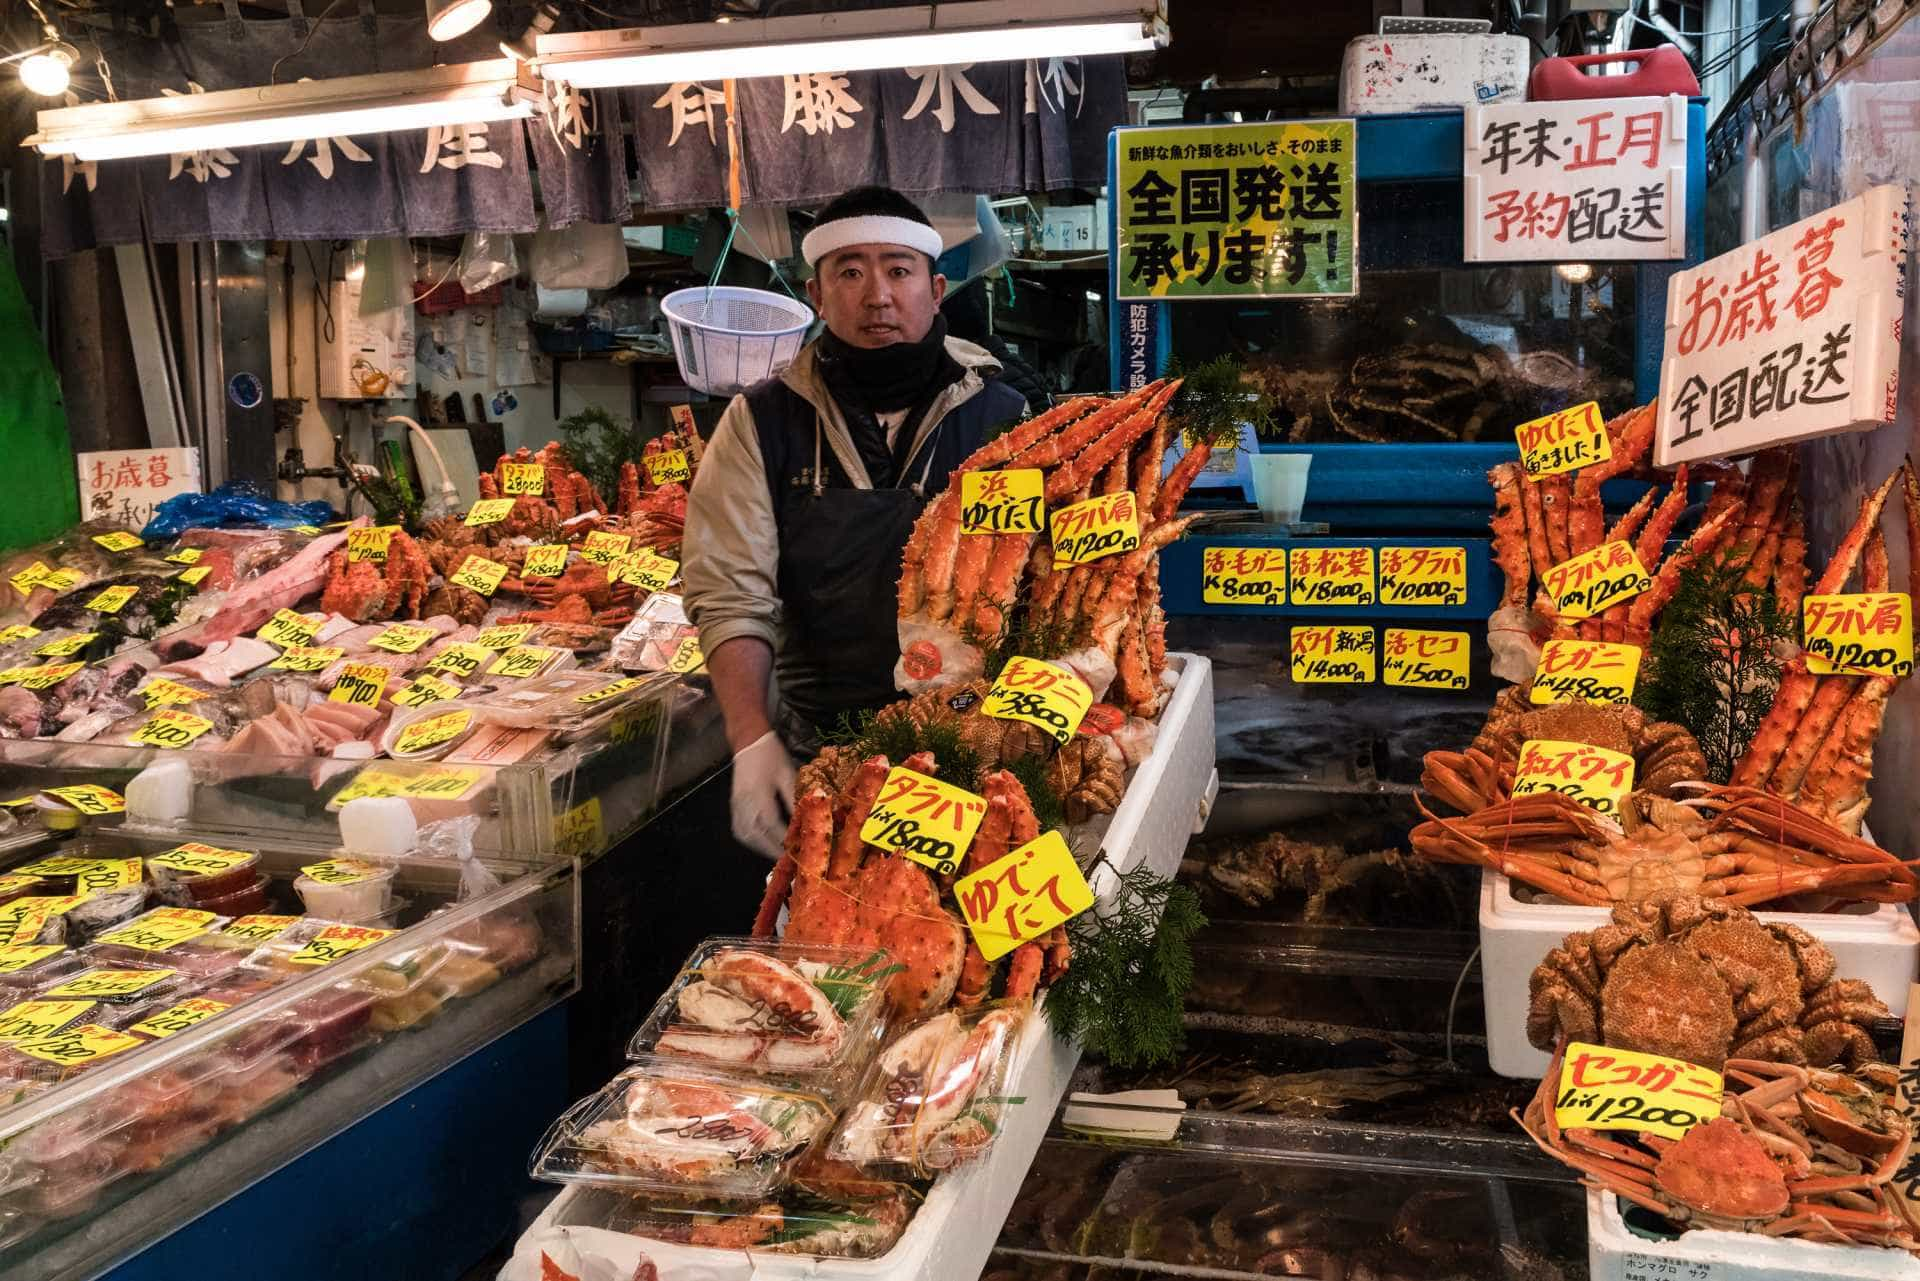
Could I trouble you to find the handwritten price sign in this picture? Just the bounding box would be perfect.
[1532,639,1642,704]
[369,623,437,654]
[1554,1041,1722,1141]
[490,645,564,679]
[94,907,217,952]
[1381,629,1470,690]
[49,968,178,998]
[618,551,679,593]
[140,677,208,707]
[1378,546,1467,607]
[553,797,605,861]
[12,1023,143,1067]
[176,565,212,587]
[130,997,231,1039]
[960,469,1045,535]
[91,531,145,553]
[473,624,533,650]
[149,843,253,875]
[42,784,123,814]
[667,636,705,674]
[425,642,492,679]
[1289,547,1376,607]
[1202,547,1287,605]
[1515,402,1609,477]
[465,498,516,527]
[500,462,546,495]
[858,766,989,876]
[392,674,462,708]
[451,555,510,596]
[0,999,95,1043]
[1051,492,1140,568]
[0,625,39,643]
[645,450,692,485]
[12,662,85,690]
[1512,738,1635,816]
[393,707,473,755]
[131,708,214,749]
[1803,592,1913,677]
[522,544,569,578]
[329,663,391,707]
[1290,625,1375,684]
[222,915,299,943]
[1543,540,1651,621]
[270,644,344,672]
[165,547,202,565]
[35,632,98,657]
[300,858,386,886]
[580,531,632,565]
[288,924,395,966]
[954,830,1095,962]
[346,525,399,563]
[257,609,322,648]
[85,584,138,614]
[982,656,1094,745]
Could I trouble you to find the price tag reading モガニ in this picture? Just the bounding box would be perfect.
[960,469,1045,535]
[346,525,398,562]
[1378,546,1468,608]
[1381,629,1470,690]
[1515,402,1609,478]
[270,644,344,672]
[393,708,473,755]
[300,858,386,886]
[500,462,546,495]
[175,565,212,587]
[129,997,231,1039]
[1532,640,1643,705]
[1803,593,1914,678]
[617,551,679,593]
[149,843,253,875]
[553,797,605,861]
[954,829,1095,962]
[140,677,208,707]
[11,1023,144,1067]
[451,555,510,596]
[1201,547,1287,605]
[645,450,693,486]
[222,915,300,943]
[93,908,218,952]
[164,547,202,565]
[1554,1041,1722,1141]
[425,642,493,679]
[0,999,95,1043]
[981,656,1093,745]
[84,585,138,614]
[1289,547,1377,607]
[91,531,145,553]
[288,924,396,966]
[329,663,391,707]
[1051,492,1140,568]
[257,609,322,648]
[42,784,124,815]
[521,544,568,578]
[369,623,437,654]
[1512,738,1635,817]
[1543,540,1651,621]
[131,708,215,749]
[465,498,517,527]
[392,674,462,708]
[667,636,705,674]
[35,632,98,658]
[473,624,533,651]
[1290,625,1376,683]
[490,645,564,679]
[858,766,989,877]
[48,968,179,999]
[580,531,632,565]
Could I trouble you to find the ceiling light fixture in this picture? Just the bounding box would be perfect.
[533,0,1165,90]
[4,39,78,97]
[427,0,492,42]
[26,60,539,162]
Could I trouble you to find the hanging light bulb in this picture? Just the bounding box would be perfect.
[17,41,76,97]
[426,0,491,42]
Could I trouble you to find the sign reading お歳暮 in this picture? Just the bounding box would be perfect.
[1655,184,1909,466]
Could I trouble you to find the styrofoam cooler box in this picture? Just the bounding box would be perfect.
[1587,1187,1920,1281]
[1338,34,1529,114]
[500,657,1217,1281]
[1482,869,1919,1078]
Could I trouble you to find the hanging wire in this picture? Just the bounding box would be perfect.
[269,0,350,84]
[707,206,808,306]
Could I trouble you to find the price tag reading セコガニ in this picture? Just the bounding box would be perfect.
[1515,401,1609,478]
[981,656,1092,745]
[1289,547,1376,607]
[954,830,1095,962]
[1050,492,1139,568]
[857,767,989,877]
[1378,546,1467,608]
[1532,640,1642,705]
[1512,739,1635,817]
[960,469,1045,535]
[1803,593,1913,677]
[1554,1041,1721,1141]
[1543,541,1651,621]
[1201,547,1286,605]
[1290,625,1375,684]
[1381,629,1470,690]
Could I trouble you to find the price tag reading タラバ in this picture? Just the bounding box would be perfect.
[1515,402,1610,477]
[645,450,693,485]
[960,469,1045,535]
[500,462,546,495]
[954,830,1096,962]
[346,525,399,562]
[1378,546,1468,608]
[131,708,214,749]
[858,766,989,877]
[270,644,344,672]
[329,663,391,707]
[1290,625,1375,684]
[1289,546,1376,607]
[1803,592,1914,677]
[1554,1041,1722,1141]
[288,924,395,966]
[1201,547,1286,605]
[580,531,632,565]
[1513,738,1635,817]
[1532,640,1643,705]
[982,656,1093,745]
[1381,629,1470,690]
[465,498,516,527]
[369,623,437,654]
[84,585,138,614]
[522,544,569,578]
[1050,493,1140,568]
[1543,540,1652,621]
[451,555,510,596]
[257,609,322,648]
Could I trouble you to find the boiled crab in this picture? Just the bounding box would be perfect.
[579,1072,831,1186]
[828,1005,1024,1174]
[656,947,847,1072]
[478,442,607,520]
[319,529,430,621]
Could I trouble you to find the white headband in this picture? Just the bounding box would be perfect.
[801,214,945,268]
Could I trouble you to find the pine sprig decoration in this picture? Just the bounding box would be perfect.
[559,404,644,503]
[1043,864,1206,1069]
[1167,355,1271,447]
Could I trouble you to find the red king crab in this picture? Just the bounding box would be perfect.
[477,442,608,520]
[319,529,430,621]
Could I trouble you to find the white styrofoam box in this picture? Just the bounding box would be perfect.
[1587,1187,1920,1281]
[499,657,1217,1281]
[1338,34,1528,115]
[1482,868,1920,1078]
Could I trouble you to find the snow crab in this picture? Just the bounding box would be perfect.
[1518,1040,1916,1248]
[319,530,430,621]
[1526,893,1889,1070]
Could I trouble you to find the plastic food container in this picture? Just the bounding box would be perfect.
[78,907,231,970]
[293,859,397,919]
[148,847,262,907]
[192,873,271,917]
[282,985,377,1077]
[62,885,158,943]
[470,669,648,732]
[827,1003,1028,1178]
[36,961,191,1009]
[531,1062,836,1199]
[0,1022,148,1089]
[0,947,81,1002]
[566,1184,918,1259]
[627,938,892,1097]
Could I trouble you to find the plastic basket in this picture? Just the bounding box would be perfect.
[661,286,814,396]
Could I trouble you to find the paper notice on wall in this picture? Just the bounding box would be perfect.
[76,449,201,530]
[493,286,545,388]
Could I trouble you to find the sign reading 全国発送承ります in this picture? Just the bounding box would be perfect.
[1654,184,1909,467]
[1116,120,1357,300]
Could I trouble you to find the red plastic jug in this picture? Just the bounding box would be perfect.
[1527,48,1701,101]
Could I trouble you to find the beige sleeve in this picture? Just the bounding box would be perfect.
[682,394,782,654]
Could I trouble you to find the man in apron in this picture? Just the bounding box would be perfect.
[683,187,1029,858]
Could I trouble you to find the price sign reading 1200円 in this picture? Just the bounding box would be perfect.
[1202,547,1286,605]
[1512,739,1634,817]
[1290,625,1375,683]
[960,470,1044,534]
[1554,1041,1721,1142]
[1381,629,1469,690]
[1543,540,1650,621]
[857,767,988,877]
[1532,640,1642,704]
[1051,493,1139,568]
[982,656,1093,745]
[1803,592,1913,677]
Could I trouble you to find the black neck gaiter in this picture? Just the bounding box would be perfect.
[816,315,955,414]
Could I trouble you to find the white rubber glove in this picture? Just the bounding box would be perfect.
[730,730,796,859]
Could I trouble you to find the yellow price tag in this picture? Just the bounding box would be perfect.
[953,829,1095,962]
[1512,738,1635,817]
[35,632,99,658]
[0,625,40,643]
[617,551,679,593]
[522,544,569,578]
[8,561,52,593]
[0,897,83,947]
[149,843,253,874]
[1543,541,1651,622]
[667,636,704,674]
[91,531,145,553]
[580,531,632,565]
[553,797,605,860]
[42,783,124,814]
[1554,1041,1722,1141]
[0,945,64,974]
[257,608,322,647]
[1289,546,1377,607]
[299,858,386,885]
[1050,492,1140,568]
[959,469,1045,534]
[329,663,391,707]
[13,855,99,876]
[36,567,84,592]
[465,498,517,527]
[1381,629,1471,690]
[93,907,218,952]
[575,677,643,705]
[346,525,399,562]
[270,643,344,672]
[291,525,322,535]
[48,968,178,998]
[425,642,493,679]
[12,1023,144,1066]
[330,769,409,806]
[140,677,209,707]
[981,655,1093,745]
[393,707,473,754]
[222,915,299,943]
[473,624,533,651]
[0,1000,96,1043]
[500,462,546,495]
[392,765,486,800]
[1378,546,1468,608]
[14,661,85,690]
[132,708,215,749]
[1290,625,1376,684]
[609,701,661,747]
[287,924,396,966]
[369,623,437,654]
[644,450,693,486]
[451,555,510,596]
[489,645,562,679]
[1516,401,1610,478]
[176,565,213,586]
[857,766,988,877]
[1803,592,1914,677]
[164,547,203,565]
[1532,640,1642,705]
[130,997,231,1040]
[392,674,462,708]
[1200,546,1287,605]
[67,858,144,896]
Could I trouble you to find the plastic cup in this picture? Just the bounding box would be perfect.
[1250,454,1312,525]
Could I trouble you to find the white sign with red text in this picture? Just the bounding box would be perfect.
[1463,95,1688,262]
[1655,184,1908,466]
[76,449,201,531]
